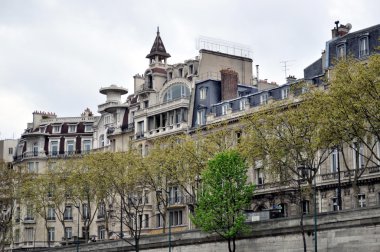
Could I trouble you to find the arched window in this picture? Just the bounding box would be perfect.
[163,84,190,102]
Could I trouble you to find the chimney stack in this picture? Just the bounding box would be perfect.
[331,21,351,38]
[220,69,238,101]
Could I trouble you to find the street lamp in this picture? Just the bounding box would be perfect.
[74,205,80,252]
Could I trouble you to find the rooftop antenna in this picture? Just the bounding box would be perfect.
[280,60,295,81]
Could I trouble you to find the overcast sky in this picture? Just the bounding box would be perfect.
[0,0,379,139]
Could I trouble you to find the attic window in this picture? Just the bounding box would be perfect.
[336,43,346,59]
[178,68,183,78]
[189,65,193,74]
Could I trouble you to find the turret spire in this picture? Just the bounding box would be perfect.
[146,27,170,63]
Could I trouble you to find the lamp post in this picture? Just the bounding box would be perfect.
[313,171,317,252]
[74,205,80,252]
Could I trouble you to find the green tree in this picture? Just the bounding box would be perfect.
[192,150,254,252]
[324,54,380,206]
[241,84,334,252]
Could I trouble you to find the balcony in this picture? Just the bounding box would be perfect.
[134,97,190,119]
[23,216,35,224]
[147,122,188,138]
[98,101,120,113]
[14,151,47,161]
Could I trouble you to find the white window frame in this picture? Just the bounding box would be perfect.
[260,93,268,105]
[221,104,228,115]
[47,206,55,220]
[281,87,290,99]
[52,125,61,134]
[336,43,346,59]
[64,206,73,220]
[84,124,93,132]
[33,143,39,156]
[197,110,206,126]
[25,228,34,242]
[359,36,369,58]
[65,227,72,239]
[358,194,366,208]
[48,227,55,242]
[68,124,77,133]
[199,87,207,100]
[65,139,75,155]
[353,142,364,169]
[239,99,246,111]
[331,148,338,173]
[50,139,59,156]
[82,139,92,154]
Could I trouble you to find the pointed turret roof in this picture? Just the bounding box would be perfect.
[146,27,171,60]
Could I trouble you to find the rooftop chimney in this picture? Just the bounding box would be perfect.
[220,69,238,101]
[331,21,352,38]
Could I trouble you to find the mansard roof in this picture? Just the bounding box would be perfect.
[146,27,171,59]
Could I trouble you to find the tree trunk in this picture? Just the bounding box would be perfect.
[299,199,307,252]
[227,237,236,252]
[135,237,140,252]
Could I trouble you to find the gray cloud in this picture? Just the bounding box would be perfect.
[0,0,379,139]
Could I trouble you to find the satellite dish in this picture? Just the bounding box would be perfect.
[346,23,352,31]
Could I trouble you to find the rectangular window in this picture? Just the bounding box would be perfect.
[156,214,162,227]
[137,121,144,138]
[98,202,106,218]
[48,227,55,243]
[8,147,13,155]
[239,100,246,111]
[169,210,183,226]
[353,142,364,169]
[178,68,183,77]
[28,162,39,173]
[14,229,20,243]
[84,124,93,132]
[64,206,73,220]
[83,140,91,154]
[68,125,77,133]
[50,141,59,156]
[331,148,338,173]
[144,214,149,228]
[221,104,228,115]
[98,226,105,240]
[260,93,268,105]
[40,126,46,133]
[47,206,55,220]
[66,140,75,155]
[168,72,173,80]
[26,205,34,221]
[358,194,366,208]
[197,110,206,126]
[359,37,369,58]
[52,125,61,133]
[82,204,89,220]
[256,168,264,185]
[281,87,289,99]
[302,200,310,214]
[189,65,193,74]
[33,143,39,156]
[199,87,207,100]
[25,228,34,242]
[336,44,346,59]
[169,186,181,204]
[65,227,72,239]
[332,197,338,211]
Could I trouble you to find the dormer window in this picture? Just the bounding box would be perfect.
[239,99,246,111]
[68,125,77,133]
[281,87,290,99]
[39,126,46,133]
[221,104,229,115]
[199,87,207,100]
[84,124,93,132]
[336,43,346,59]
[359,36,369,58]
[52,125,61,134]
[260,93,268,105]
[178,68,183,78]
[189,65,193,75]
[168,72,173,80]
